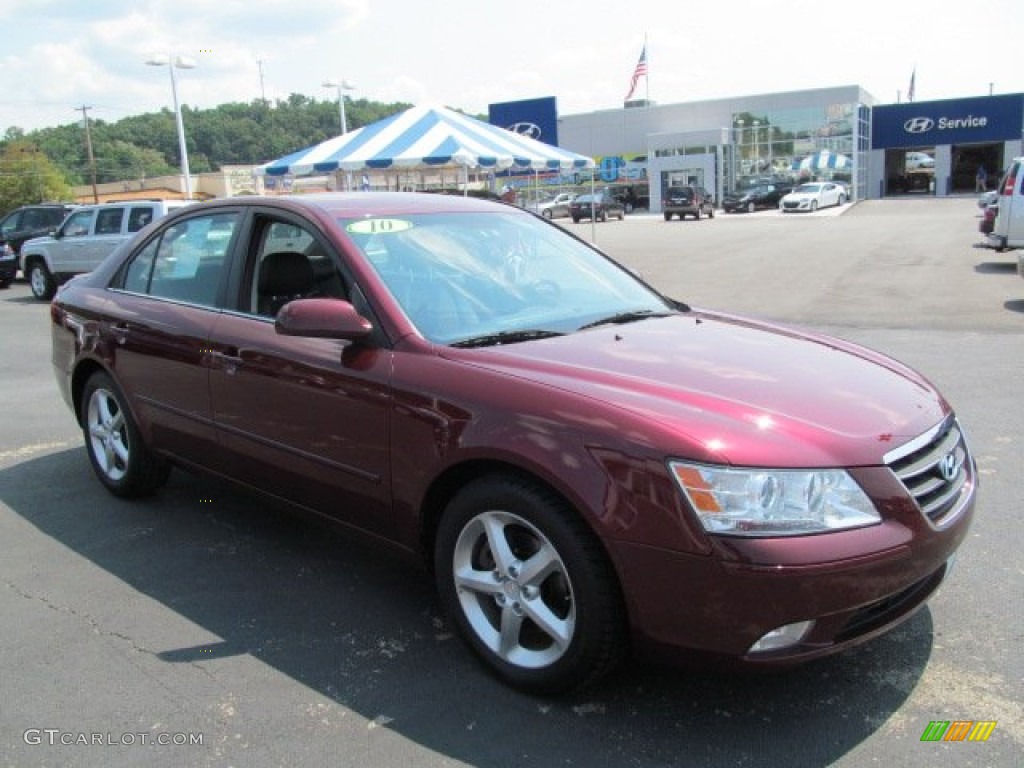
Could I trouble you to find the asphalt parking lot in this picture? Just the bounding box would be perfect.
[1,197,1021,767]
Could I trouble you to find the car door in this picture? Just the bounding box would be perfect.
[85,206,127,272]
[103,207,241,464]
[207,209,394,535]
[50,208,97,273]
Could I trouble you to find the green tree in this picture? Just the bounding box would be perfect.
[0,140,71,213]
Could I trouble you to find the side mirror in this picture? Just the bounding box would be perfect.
[275,298,373,341]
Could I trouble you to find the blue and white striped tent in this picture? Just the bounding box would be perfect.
[258,105,594,177]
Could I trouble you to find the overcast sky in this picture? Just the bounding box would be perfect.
[3,0,1022,137]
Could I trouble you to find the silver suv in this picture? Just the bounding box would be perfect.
[21,199,193,299]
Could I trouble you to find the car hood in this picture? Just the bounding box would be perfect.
[441,312,946,467]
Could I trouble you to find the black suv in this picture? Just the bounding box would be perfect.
[663,186,714,221]
[0,203,77,287]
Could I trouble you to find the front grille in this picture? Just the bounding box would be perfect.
[886,416,970,526]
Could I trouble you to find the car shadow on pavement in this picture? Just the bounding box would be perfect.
[0,449,933,767]
[973,261,1019,274]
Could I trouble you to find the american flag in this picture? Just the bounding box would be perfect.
[625,45,647,101]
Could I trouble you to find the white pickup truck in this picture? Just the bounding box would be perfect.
[985,157,1023,280]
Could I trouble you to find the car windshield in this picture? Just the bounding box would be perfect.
[795,184,822,193]
[340,211,673,345]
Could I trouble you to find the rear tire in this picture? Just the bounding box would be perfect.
[663,212,672,221]
[435,474,627,694]
[81,371,170,497]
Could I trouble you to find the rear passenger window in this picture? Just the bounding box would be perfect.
[127,207,155,232]
[95,208,124,235]
[119,212,238,308]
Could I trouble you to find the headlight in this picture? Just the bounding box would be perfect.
[669,462,880,536]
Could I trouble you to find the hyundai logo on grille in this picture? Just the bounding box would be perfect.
[904,117,935,134]
[507,122,542,140]
[939,452,958,482]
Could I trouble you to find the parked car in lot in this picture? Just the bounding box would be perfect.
[663,185,715,220]
[986,157,1023,253]
[21,199,192,299]
[779,182,846,212]
[51,192,975,694]
[569,190,625,222]
[529,192,575,219]
[722,184,793,213]
[0,203,78,287]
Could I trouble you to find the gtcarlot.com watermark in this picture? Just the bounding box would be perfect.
[24,728,204,747]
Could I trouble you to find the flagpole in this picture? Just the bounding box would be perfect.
[644,33,649,105]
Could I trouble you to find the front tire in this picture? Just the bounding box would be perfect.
[81,372,170,497]
[435,474,626,694]
[810,200,818,212]
[542,209,553,219]
[27,260,56,300]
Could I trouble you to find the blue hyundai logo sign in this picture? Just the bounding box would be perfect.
[506,122,542,140]
[904,117,935,134]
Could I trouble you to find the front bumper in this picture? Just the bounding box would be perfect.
[0,253,17,284]
[607,461,976,665]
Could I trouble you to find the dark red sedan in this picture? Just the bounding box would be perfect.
[51,192,976,694]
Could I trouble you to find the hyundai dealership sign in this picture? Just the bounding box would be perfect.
[873,94,1024,148]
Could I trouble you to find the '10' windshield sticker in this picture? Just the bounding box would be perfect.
[346,218,414,235]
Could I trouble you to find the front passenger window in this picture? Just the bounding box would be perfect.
[62,210,94,238]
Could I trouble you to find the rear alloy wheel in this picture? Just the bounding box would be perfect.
[435,474,626,694]
[81,372,170,497]
[28,261,56,300]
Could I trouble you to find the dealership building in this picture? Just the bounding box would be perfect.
[491,89,1024,210]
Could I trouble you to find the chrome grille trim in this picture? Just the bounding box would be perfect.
[886,416,970,527]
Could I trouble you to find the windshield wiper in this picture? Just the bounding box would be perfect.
[577,309,673,331]
[449,329,565,348]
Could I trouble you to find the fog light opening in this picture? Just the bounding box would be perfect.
[748,620,814,654]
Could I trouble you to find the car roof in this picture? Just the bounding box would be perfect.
[191,192,520,219]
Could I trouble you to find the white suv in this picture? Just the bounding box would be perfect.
[21,199,193,299]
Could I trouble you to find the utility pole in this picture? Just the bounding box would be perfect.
[76,105,99,203]
[258,59,267,105]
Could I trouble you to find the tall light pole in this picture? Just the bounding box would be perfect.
[323,79,356,134]
[146,54,196,199]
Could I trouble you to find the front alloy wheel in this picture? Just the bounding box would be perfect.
[436,475,626,694]
[28,261,55,300]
